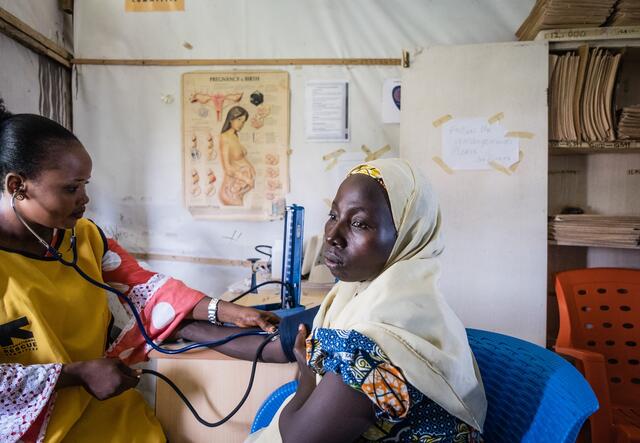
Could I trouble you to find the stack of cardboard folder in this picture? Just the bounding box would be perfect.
[517,0,617,41]
[549,45,621,142]
[617,105,640,139]
[549,214,640,248]
[607,0,640,26]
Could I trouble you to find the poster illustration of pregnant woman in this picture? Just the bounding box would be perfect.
[182,71,289,220]
[219,106,255,206]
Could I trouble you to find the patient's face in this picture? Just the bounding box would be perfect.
[324,174,397,282]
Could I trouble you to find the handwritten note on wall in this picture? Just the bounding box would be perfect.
[442,118,519,170]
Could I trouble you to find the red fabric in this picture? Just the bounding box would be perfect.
[21,400,49,442]
[102,239,206,364]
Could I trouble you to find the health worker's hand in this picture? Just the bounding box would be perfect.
[62,358,140,400]
[217,300,280,332]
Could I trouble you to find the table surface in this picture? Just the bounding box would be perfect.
[152,282,333,442]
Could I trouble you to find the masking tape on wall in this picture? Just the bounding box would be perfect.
[509,150,524,173]
[325,158,338,171]
[488,112,504,124]
[432,114,453,128]
[365,144,391,161]
[432,156,454,175]
[322,148,346,161]
[505,131,534,139]
[489,161,512,175]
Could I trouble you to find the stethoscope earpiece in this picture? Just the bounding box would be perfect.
[13,187,25,201]
[11,191,76,263]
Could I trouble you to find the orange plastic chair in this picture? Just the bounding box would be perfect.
[555,268,640,443]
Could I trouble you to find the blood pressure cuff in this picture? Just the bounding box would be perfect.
[278,306,320,362]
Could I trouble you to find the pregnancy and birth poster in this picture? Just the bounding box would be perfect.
[182,71,290,220]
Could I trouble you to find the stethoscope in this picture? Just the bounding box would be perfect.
[11,191,281,427]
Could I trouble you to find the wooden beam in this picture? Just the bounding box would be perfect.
[71,57,402,67]
[0,7,72,68]
[59,0,74,15]
[130,252,266,268]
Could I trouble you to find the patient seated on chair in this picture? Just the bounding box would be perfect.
[177,158,487,443]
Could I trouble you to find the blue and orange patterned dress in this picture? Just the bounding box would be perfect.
[307,328,483,442]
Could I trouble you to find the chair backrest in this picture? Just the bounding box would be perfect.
[467,328,598,443]
[555,268,640,407]
[250,380,297,434]
[251,329,598,443]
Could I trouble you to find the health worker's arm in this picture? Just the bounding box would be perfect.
[1,359,141,442]
[189,297,279,332]
[101,238,207,364]
[101,239,277,365]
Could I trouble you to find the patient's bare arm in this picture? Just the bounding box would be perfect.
[174,321,289,363]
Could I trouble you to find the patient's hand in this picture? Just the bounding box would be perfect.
[293,324,316,384]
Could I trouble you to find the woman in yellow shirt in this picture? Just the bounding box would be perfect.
[0,98,278,442]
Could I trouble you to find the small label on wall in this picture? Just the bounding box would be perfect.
[125,0,184,12]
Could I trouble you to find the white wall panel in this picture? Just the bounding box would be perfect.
[73,0,538,311]
[400,42,548,345]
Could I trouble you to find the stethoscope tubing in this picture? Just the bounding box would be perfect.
[11,193,272,354]
[10,193,281,427]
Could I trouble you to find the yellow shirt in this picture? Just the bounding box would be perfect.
[0,219,164,442]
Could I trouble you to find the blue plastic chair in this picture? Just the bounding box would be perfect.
[251,328,598,442]
[251,380,298,433]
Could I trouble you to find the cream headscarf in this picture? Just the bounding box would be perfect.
[313,158,486,431]
[246,158,486,442]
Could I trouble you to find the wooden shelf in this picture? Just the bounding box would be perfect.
[537,26,640,50]
[540,26,640,353]
[550,140,640,155]
[548,240,639,249]
[550,147,640,155]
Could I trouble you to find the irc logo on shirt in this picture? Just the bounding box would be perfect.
[0,316,38,356]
